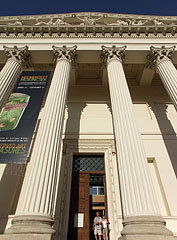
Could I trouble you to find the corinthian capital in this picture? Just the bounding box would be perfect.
[3,45,30,64]
[101,45,126,65]
[147,45,176,68]
[52,45,77,63]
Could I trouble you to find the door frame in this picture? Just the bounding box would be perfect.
[55,139,122,240]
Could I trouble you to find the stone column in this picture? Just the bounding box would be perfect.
[0,46,30,109]
[102,45,173,240]
[5,45,77,237]
[148,46,177,111]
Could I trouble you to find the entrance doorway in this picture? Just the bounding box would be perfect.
[67,154,107,240]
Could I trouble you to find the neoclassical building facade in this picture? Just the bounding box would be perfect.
[0,12,176,240]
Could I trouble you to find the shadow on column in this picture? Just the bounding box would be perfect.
[53,103,86,240]
[148,102,177,177]
[0,164,25,234]
[106,102,124,221]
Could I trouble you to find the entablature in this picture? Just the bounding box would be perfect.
[0,12,176,38]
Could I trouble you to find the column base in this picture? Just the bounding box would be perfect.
[0,234,59,240]
[119,236,174,240]
[5,215,55,235]
[119,216,174,240]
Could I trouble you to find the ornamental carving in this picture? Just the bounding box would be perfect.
[101,45,126,65]
[147,45,176,68]
[108,20,129,26]
[35,18,70,26]
[52,45,77,63]
[2,18,171,27]
[153,19,165,26]
[0,12,176,38]
[76,15,102,26]
[108,19,148,26]
[3,45,30,64]
[7,20,23,26]
[1,12,176,27]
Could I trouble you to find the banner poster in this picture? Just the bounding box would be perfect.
[0,71,51,164]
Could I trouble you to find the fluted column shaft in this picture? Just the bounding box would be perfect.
[102,45,173,239]
[157,61,177,109]
[16,60,70,216]
[0,46,29,109]
[102,45,160,217]
[6,45,77,235]
[148,46,177,111]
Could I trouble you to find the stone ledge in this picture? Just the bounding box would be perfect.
[0,234,59,240]
[121,215,173,236]
[119,236,174,240]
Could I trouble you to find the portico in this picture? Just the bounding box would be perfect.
[0,12,176,240]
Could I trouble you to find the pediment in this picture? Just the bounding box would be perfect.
[0,12,176,38]
[0,12,177,27]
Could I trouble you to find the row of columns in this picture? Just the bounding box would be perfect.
[0,44,176,239]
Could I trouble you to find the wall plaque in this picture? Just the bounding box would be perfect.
[74,213,84,227]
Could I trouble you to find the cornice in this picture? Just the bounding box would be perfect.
[0,12,176,38]
[0,26,176,38]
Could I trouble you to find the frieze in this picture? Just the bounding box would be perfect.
[0,12,177,27]
[0,12,176,38]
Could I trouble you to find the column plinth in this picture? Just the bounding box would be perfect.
[148,45,177,111]
[102,45,174,240]
[5,45,77,236]
[0,46,30,109]
[120,216,173,240]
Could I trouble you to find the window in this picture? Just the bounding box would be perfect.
[73,155,104,172]
[90,174,104,195]
[90,186,104,195]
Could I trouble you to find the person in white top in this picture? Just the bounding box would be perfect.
[102,215,109,240]
[93,211,102,240]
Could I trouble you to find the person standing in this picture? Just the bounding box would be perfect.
[93,211,102,240]
[102,215,109,240]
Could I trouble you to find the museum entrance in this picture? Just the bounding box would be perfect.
[67,154,107,240]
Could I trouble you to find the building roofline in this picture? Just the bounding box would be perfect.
[0,12,176,38]
[0,12,177,20]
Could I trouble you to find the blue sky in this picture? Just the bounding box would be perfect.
[0,0,177,16]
